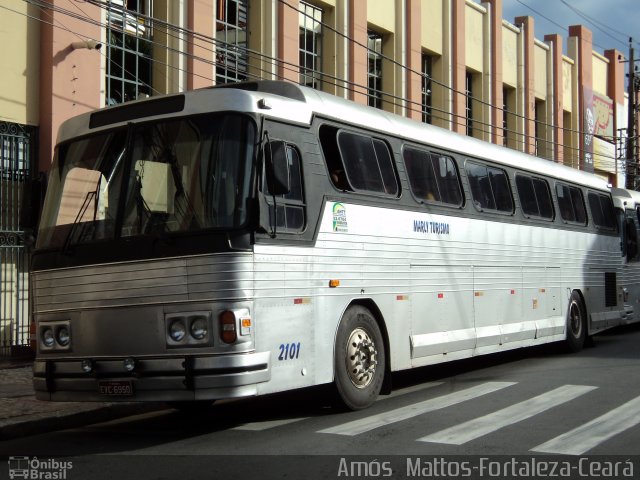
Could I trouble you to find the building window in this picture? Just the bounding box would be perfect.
[503,86,516,149]
[422,54,433,124]
[367,31,383,109]
[105,0,152,105]
[216,0,248,84]
[535,99,547,158]
[299,1,322,89]
[465,72,473,136]
[502,88,508,146]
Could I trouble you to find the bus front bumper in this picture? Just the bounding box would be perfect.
[33,351,271,402]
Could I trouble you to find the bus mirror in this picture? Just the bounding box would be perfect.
[266,140,290,196]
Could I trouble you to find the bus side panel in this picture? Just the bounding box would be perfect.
[253,248,319,396]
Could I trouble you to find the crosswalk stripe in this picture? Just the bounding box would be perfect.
[318,381,516,436]
[531,394,640,455]
[233,418,309,431]
[417,384,597,445]
[231,382,444,432]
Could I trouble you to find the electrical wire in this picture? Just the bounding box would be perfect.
[6,0,637,177]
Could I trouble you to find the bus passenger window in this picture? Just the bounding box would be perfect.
[516,174,553,220]
[556,183,587,225]
[403,146,463,207]
[466,161,513,213]
[588,192,616,231]
[335,130,398,196]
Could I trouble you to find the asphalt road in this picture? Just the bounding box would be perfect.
[2,324,639,480]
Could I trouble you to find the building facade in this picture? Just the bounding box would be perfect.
[0,0,633,353]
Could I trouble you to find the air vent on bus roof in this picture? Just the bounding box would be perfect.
[89,95,186,129]
[213,81,307,103]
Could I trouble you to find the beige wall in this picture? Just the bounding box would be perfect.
[502,23,519,88]
[465,2,485,73]
[367,0,395,33]
[0,0,40,126]
[562,58,574,113]
[533,42,548,99]
[592,52,609,97]
[422,0,444,55]
[4,0,628,181]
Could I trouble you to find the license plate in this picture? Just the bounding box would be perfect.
[98,380,133,396]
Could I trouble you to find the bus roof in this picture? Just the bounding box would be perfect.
[611,187,640,208]
[57,80,610,192]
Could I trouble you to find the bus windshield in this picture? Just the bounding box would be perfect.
[37,113,257,250]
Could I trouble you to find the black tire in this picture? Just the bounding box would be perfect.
[564,291,586,353]
[334,305,386,410]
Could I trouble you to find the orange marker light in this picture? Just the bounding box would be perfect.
[329,280,340,288]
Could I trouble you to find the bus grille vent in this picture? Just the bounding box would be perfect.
[604,272,617,308]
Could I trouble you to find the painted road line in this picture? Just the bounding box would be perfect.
[233,418,309,431]
[531,394,640,455]
[318,381,516,436]
[417,384,597,445]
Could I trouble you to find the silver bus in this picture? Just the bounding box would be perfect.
[32,81,624,410]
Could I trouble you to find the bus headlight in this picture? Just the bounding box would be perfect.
[190,317,208,340]
[169,320,187,342]
[42,327,55,348]
[165,312,212,347]
[56,326,71,347]
[39,321,71,351]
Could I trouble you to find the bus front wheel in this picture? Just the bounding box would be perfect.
[334,305,385,410]
[564,291,586,352]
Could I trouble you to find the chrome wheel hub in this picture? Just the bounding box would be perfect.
[346,328,378,388]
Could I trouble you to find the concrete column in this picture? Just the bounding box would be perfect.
[405,0,422,121]
[484,0,503,145]
[278,0,300,82]
[451,0,466,135]
[604,48,624,186]
[348,0,368,105]
[514,15,535,155]
[545,33,564,164]
[569,25,593,172]
[187,0,214,89]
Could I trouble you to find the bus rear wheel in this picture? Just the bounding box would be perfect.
[564,291,586,352]
[334,305,385,410]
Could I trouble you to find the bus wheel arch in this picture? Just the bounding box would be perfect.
[564,290,587,352]
[332,300,390,410]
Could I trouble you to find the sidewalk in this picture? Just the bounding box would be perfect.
[0,361,162,441]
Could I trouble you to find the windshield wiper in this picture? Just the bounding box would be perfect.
[61,189,98,255]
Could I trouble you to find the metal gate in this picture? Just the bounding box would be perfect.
[1,121,36,357]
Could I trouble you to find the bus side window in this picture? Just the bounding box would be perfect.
[336,131,398,196]
[556,183,587,226]
[263,141,306,232]
[587,192,616,231]
[626,216,639,261]
[320,125,352,192]
[515,174,554,220]
[466,161,513,213]
[403,146,463,207]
